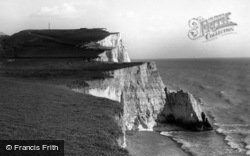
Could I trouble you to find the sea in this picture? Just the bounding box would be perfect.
[139,58,250,156]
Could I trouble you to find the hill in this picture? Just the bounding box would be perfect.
[1,28,130,62]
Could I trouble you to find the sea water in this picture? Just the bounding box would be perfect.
[141,58,250,156]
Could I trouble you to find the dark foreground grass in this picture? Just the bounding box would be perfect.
[0,77,129,156]
[0,59,144,84]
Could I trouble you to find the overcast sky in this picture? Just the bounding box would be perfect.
[0,0,249,59]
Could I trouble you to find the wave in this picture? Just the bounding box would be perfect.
[216,90,235,104]
[216,123,250,155]
[246,145,250,155]
[154,59,250,155]
[161,129,249,156]
[160,131,195,155]
[224,135,245,152]
[137,124,154,131]
[198,84,212,90]
[217,90,225,98]
[214,123,250,127]
[216,128,250,134]
[215,123,250,134]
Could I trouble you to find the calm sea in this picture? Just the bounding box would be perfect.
[138,58,250,156]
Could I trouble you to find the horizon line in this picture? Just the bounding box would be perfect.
[132,57,250,60]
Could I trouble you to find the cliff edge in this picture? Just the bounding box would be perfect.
[68,62,213,132]
[1,28,130,62]
[70,62,166,131]
[0,28,212,153]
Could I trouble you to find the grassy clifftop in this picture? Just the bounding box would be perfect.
[0,77,129,156]
[1,28,117,59]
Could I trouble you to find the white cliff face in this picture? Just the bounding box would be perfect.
[73,86,122,102]
[95,33,131,62]
[70,62,213,132]
[71,62,166,131]
[114,112,127,148]
[70,62,212,132]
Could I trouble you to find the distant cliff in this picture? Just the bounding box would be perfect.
[0,32,7,36]
[1,29,130,62]
[94,33,130,62]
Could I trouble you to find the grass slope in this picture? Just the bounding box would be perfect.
[2,28,113,59]
[0,77,129,156]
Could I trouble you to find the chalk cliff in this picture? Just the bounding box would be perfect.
[0,32,7,36]
[84,33,131,62]
[69,62,212,132]
[1,29,130,62]
[70,62,166,131]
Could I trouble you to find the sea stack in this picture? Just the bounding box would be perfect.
[159,89,213,131]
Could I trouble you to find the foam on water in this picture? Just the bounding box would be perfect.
[244,134,250,155]
[161,130,240,156]
[137,124,154,131]
[216,123,250,155]
[214,123,250,127]
[246,145,250,155]
[161,132,199,149]
[225,135,245,152]
[160,131,199,155]
[216,127,250,134]
[160,131,173,137]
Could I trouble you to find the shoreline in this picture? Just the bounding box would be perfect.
[126,131,191,156]
[162,134,194,156]
[126,124,197,156]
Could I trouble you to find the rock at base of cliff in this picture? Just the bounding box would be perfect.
[159,89,213,131]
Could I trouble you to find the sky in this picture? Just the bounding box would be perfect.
[0,0,249,59]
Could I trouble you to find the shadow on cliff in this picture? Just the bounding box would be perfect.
[0,59,143,79]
